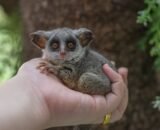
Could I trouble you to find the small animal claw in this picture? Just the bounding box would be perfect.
[48,68,55,73]
[36,60,58,76]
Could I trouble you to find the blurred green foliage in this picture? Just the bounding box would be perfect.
[137,0,160,69]
[0,6,22,83]
[137,0,160,111]
[153,96,160,110]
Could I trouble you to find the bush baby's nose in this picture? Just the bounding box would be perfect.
[60,51,66,56]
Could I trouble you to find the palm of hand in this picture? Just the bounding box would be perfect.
[18,58,128,127]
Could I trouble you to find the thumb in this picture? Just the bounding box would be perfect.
[118,67,128,85]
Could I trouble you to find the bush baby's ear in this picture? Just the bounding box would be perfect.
[74,28,94,47]
[30,31,49,49]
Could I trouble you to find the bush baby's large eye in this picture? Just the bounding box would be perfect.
[52,43,59,49]
[67,42,76,50]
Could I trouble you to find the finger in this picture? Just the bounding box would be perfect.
[103,64,122,83]
[118,67,128,85]
[119,85,128,113]
[114,75,128,115]
[105,82,125,114]
[110,85,128,122]
[103,64,126,113]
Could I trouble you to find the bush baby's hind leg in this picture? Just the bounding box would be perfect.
[78,72,111,95]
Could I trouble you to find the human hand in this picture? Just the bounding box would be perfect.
[1,58,128,130]
[103,64,128,123]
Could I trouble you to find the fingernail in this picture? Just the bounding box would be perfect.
[103,64,109,68]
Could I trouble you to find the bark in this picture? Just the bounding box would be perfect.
[20,0,160,130]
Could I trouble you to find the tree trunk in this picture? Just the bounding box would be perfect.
[20,0,160,130]
[0,0,19,13]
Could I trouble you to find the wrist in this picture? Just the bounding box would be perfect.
[0,74,50,130]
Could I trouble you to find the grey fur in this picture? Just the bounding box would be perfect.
[31,28,115,95]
